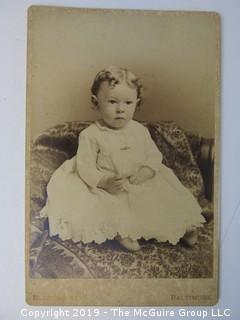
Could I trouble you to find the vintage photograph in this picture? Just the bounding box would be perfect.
[26,6,220,305]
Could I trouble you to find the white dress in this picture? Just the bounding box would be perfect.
[41,120,205,245]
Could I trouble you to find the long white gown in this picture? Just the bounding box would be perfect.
[41,120,205,245]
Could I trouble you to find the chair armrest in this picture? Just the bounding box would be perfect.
[197,138,215,201]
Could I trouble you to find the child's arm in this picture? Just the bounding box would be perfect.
[77,130,126,193]
[76,131,105,188]
[141,127,163,172]
[129,126,163,185]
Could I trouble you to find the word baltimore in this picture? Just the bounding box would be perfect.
[110,308,231,318]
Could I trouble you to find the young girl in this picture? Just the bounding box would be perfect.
[41,66,205,251]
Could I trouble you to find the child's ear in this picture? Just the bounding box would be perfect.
[91,95,99,110]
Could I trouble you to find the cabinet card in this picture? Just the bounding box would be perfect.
[26,6,220,306]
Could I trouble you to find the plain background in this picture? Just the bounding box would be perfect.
[1,0,240,319]
[29,7,217,139]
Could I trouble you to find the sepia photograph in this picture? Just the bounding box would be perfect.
[26,6,220,305]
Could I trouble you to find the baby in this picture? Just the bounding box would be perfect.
[41,66,205,251]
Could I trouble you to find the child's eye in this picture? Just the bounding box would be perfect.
[125,101,133,105]
[108,99,117,104]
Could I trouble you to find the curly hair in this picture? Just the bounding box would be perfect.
[91,66,143,106]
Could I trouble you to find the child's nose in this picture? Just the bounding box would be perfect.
[116,103,125,112]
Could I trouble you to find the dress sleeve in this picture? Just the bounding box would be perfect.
[76,130,105,188]
[142,127,163,172]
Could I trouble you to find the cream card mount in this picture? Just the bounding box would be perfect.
[26,6,220,306]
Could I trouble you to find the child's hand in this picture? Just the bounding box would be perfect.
[129,166,155,185]
[97,175,126,194]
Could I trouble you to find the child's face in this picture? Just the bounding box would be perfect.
[93,81,139,129]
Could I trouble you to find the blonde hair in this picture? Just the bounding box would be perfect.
[91,66,143,106]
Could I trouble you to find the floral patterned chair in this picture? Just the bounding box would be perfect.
[29,121,214,279]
